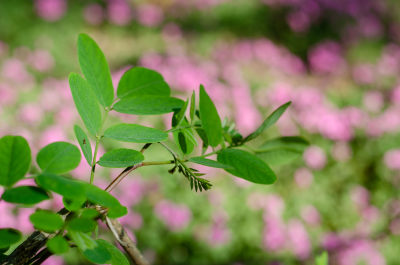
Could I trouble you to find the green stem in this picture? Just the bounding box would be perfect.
[142,160,175,166]
[198,150,219,158]
[90,137,100,184]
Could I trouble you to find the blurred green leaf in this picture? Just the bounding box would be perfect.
[199,85,222,147]
[47,235,70,254]
[78,33,114,107]
[98,148,144,168]
[36,142,81,174]
[0,229,22,249]
[69,74,102,136]
[97,239,130,265]
[1,186,49,205]
[0,135,31,187]
[36,173,86,200]
[256,136,309,165]
[189,157,232,169]
[114,95,184,115]
[74,125,92,165]
[117,67,170,98]
[315,252,328,265]
[244,101,291,143]
[84,184,127,218]
[190,90,196,123]
[67,217,97,233]
[217,148,276,184]
[104,123,168,143]
[30,210,64,232]
[69,231,111,264]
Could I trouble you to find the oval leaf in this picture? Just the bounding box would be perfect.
[199,85,222,147]
[36,142,81,174]
[30,210,64,232]
[117,67,170,98]
[0,135,31,187]
[104,123,168,143]
[217,149,276,184]
[98,148,144,168]
[1,186,49,205]
[0,228,22,249]
[113,95,184,115]
[69,74,102,136]
[69,231,111,264]
[78,33,114,107]
[84,184,127,218]
[97,239,130,265]
[67,217,97,233]
[74,125,93,165]
[172,99,189,127]
[47,235,70,254]
[36,173,86,200]
[244,101,291,143]
[189,157,232,169]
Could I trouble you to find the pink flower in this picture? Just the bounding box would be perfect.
[363,91,384,113]
[263,216,286,252]
[301,205,320,226]
[28,50,54,72]
[332,142,352,162]
[352,64,375,84]
[308,41,345,75]
[303,146,326,170]
[1,58,32,84]
[154,200,192,231]
[19,104,43,125]
[83,4,104,25]
[287,11,310,32]
[42,255,64,265]
[351,186,370,210]
[384,149,400,170]
[107,0,132,26]
[338,240,386,265]
[35,0,67,21]
[137,4,164,27]
[287,219,311,259]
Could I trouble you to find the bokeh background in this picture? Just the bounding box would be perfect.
[1,0,400,264]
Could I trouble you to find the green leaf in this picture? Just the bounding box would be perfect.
[78,33,114,107]
[69,231,111,264]
[256,136,309,165]
[117,67,170,98]
[63,196,86,212]
[199,85,222,147]
[97,239,130,265]
[36,173,86,200]
[190,90,196,122]
[84,184,127,218]
[98,148,144,168]
[0,228,22,249]
[189,157,232,169]
[315,252,328,265]
[36,142,81,174]
[217,149,276,184]
[104,123,168,143]
[1,186,49,204]
[0,135,31,187]
[67,217,97,232]
[69,74,102,136]
[172,99,189,127]
[47,235,70,254]
[80,208,100,219]
[74,125,93,165]
[173,120,197,155]
[244,101,291,142]
[30,210,64,232]
[113,95,184,115]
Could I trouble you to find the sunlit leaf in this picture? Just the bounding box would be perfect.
[0,135,31,187]
[1,186,49,205]
[113,95,184,115]
[36,142,81,174]
[97,239,130,265]
[69,231,111,264]
[30,210,64,232]
[117,67,170,98]
[69,74,102,136]
[104,123,168,143]
[78,33,114,107]
[0,229,22,249]
[74,125,92,165]
[36,173,86,200]
[199,85,222,147]
[84,184,127,218]
[98,148,144,168]
[244,101,291,142]
[189,157,232,169]
[47,235,70,254]
[217,148,276,184]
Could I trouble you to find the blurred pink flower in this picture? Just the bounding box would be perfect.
[351,186,370,210]
[301,205,320,226]
[332,142,352,162]
[19,103,43,125]
[287,11,310,32]
[232,86,261,135]
[120,211,143,230]
[363,91,384,113]
[137,4,164,27]
[0,83,17,106]
[208,212,231,246]
[16,208,34,233]
[308,41,345,75]
[303,146,326,170]
[390,218,400,235]
[38,126,68,147]
[0,202,16,228]
[1,58,32,84]
[352,64,375,84]
[338,240,386,265]
[35,0,67,21]
[287,219,311,259]
[28,50,54,72]
[294,167,313,188]
[42,255,64,265]
[263,194,285,218]
[384,149,400,170]
[154,200,192,231]
[83,4,104,25]
[107,0,132,26]
[263,216,286,252]
[116,178,145,207]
